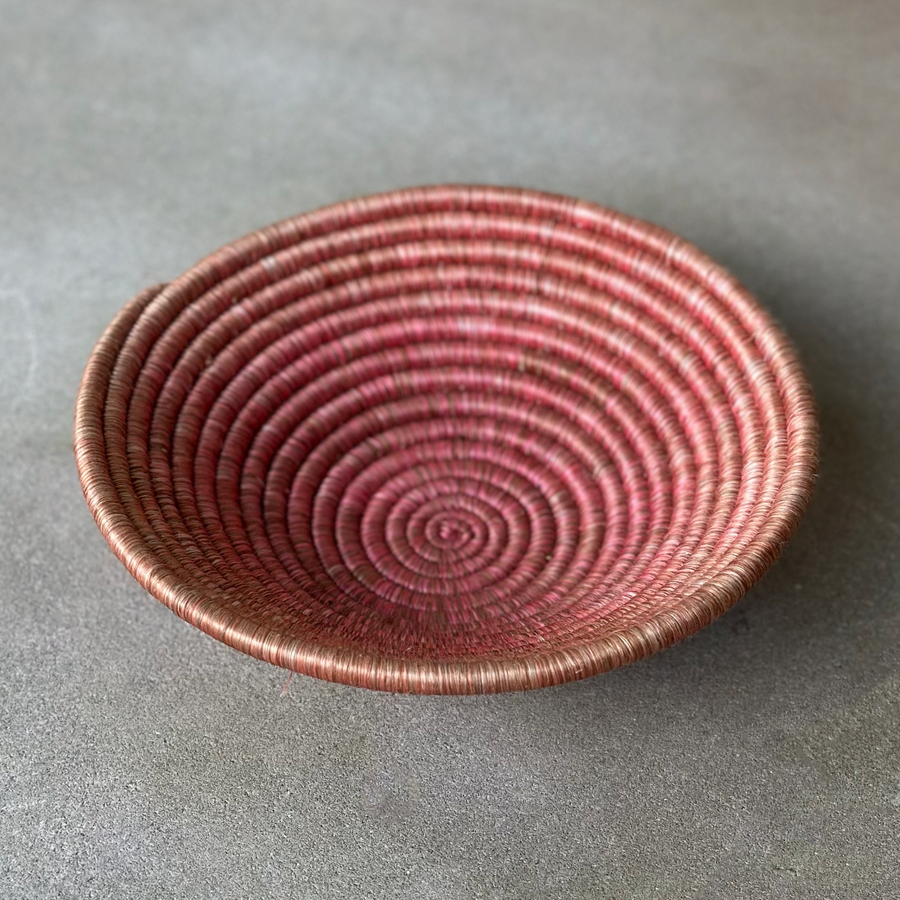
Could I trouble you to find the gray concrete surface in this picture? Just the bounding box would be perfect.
[1,1,899,897]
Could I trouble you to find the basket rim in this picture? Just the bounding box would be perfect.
[74,184,818,694]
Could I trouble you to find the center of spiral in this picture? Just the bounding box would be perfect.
[424,511,476,551]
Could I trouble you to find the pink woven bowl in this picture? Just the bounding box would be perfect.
[75,185,817,694]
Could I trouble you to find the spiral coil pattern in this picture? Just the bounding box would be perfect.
[75,186,817,693]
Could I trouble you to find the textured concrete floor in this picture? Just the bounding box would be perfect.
[1,1,899,897]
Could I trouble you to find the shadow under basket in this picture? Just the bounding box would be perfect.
[74,185,818,694]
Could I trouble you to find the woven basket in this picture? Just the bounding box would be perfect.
[75,185,817,693]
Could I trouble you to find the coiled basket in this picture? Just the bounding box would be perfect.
[75,185,817,693]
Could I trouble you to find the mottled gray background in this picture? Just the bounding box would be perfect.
[1,1,898,897]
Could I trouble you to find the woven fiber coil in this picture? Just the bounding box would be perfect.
[74,185,818,693]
